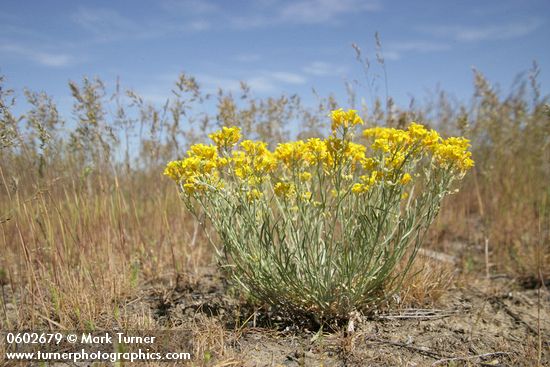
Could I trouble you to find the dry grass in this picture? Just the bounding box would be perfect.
[0,60,548,365]
[0,173,212,328]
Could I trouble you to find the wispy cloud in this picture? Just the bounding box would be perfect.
[72,8,140,41]
[186,20,211,32]
[231,0,381,29]
[195,74,243,93]
[387,41,451,53]
[382,40,451,60]
[269,71,307,84]
[303,61,347,76]
[230,15,271,29]
[71,7,211,42]
[139,68,307,102]
[418,19,544,42]
[196,70,307,95]
[0,43,75,67]
[246,76,281,93]
[198,74,281,94]
[279,0,381,24]
[160,0,219,14]
[72,1,381,37]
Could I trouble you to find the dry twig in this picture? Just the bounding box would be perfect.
[431,351,508,366]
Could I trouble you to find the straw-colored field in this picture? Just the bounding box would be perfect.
[1,67,548,366]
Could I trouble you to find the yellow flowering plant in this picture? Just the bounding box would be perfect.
[165,110,473,322]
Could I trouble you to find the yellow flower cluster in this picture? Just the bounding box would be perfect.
[209,126,242,148]
[273,136,365,172]
[400,173,412,185]
[274,141,308,170]
[351,171,381,194]
[432,137,475,171]
[164,109,474,198]
[363,122,474,173]
[233,140,276,186]
[163,143,222,194]
[330,108,364,132]
[274,181,296,198]
[303,138,328,165]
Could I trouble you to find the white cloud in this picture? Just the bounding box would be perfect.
[279,0,381,24]
[33,53,73,67]
[419,19,544,42]
[170,73,283,95]
[247,76,279,93]
[195,70,307,95]
[387,41,450,52]
[381,40,451,60]
[196,74,243,93]
[186,20,211,32]
[455,22,541,42]
[230,0,381,29]
[381,50,401,61]
[72,7,140,41]
[230,15,272,29]
[72,7,211,42]
[0,43,74,67]
[269,71,307,84]
[303,61,347,76]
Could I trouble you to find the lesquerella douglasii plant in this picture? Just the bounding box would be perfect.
[165,109,474,321]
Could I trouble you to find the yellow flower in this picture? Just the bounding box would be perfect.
[423,130,441,147]
[432,137,474,171]
[188,144,217,160]
[217,157,229,167]
[351,183,365,194]
[346,142,366,163]
[352,171,381,195]
[400,173,412,185]
[183,182,195,194]
[364,127,414,158]
[247,189,262,202]
[299,171,312,182]
[461,157,475,170]
[247,176,262,186]
[408,122,428,139]
[387,151,406,169]
[255,152,277,174]
[164,160,185,181]
[275,141,307,169]
[330,108,363,132]
[209,126,241,148]
[274,182,296,198]
[361,157,377,171]
[445,137,470,150]
[165,118,474,205]
[325,136,345,167]
[304,138,328,165]
[233,141,276,184]
[164,151,219,184]
[372,138,391,152]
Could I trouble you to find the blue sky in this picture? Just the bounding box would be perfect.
[1,0,549,118]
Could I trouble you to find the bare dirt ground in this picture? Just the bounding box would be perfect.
[129,267,550,366]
